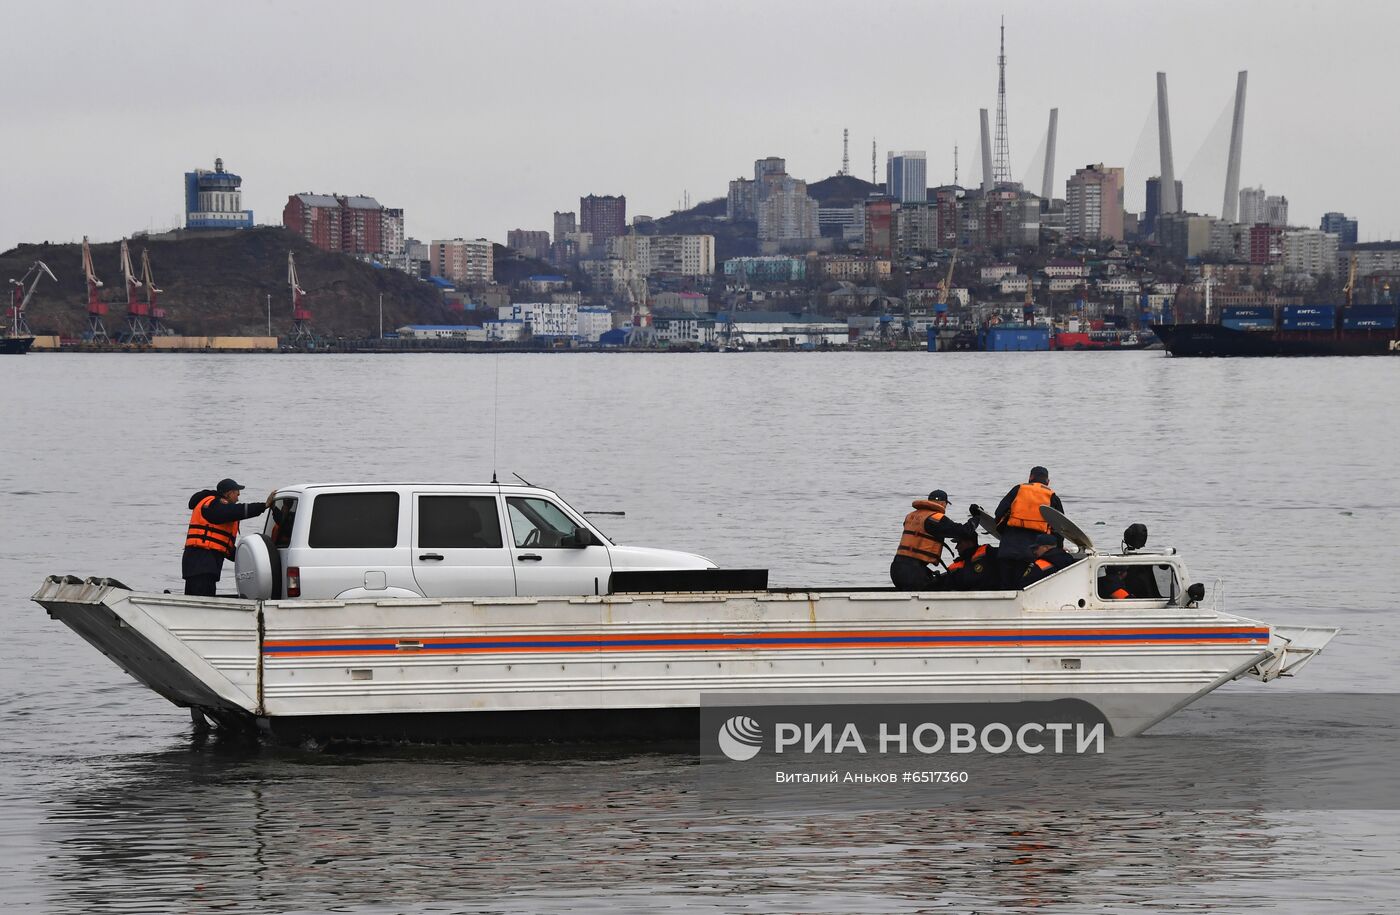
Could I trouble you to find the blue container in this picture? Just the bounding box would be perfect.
[1343,315,1398,329]
[927,327,938,352]
[1222,318,1274,331]
[1222,306,1273,319]
[1283,305,1336,320]
[982,326,1050,351]
[1280,319,1330,330]
[1346,305,1399,319]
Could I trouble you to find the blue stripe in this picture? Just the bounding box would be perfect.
[264,630,1269,654]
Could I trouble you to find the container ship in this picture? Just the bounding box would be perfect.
[1153,303,1400,357]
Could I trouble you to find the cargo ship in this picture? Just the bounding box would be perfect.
[1153,303,1400,357]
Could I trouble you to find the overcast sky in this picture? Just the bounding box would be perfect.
[3,0,1396,255]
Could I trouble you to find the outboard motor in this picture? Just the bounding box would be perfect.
[1122,523,1148,552]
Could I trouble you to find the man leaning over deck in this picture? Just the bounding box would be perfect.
[182,478,273,597]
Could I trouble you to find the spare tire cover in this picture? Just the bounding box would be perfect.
[235,533,278,599]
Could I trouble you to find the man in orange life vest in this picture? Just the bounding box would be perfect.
[1020,533,1077,586]
[984,466,1064,589]
[183,478,274,597]
[940,532,999,591]
[891,489,977,590]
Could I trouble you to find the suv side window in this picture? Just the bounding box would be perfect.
[506,496,581,548]
[264,496,299,549]
[419,496,503,549]
[308,492,400,549]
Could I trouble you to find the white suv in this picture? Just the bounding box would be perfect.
[235,482,716,600]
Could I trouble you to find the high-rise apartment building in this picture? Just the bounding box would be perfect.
[1065,164,1124,241]
[553,211,577,244]
[1282,229,1340,276]
[580,195,626,244]
[727,178,757,221]
[1264,195,1289,227]
[284,193,394,255]
[1143,176,1183,237]
[1320,212,1358,246]
[507,229,551,260]
[430,238,494,285]
[886,151,928,203]
[1238,187,1267,225]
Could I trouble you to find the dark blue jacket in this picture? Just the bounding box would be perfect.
[181,489,268,579]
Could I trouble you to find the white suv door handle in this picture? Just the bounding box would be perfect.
[517,553,543,562]
[418,553,444,561]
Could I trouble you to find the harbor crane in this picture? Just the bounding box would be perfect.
[119,239,150,344]
[934,249,958,326]
[81,237,109,344]
[140,249,168,335]
[8,260,57,337]
[1342,253,1357,311]
[288,252,313,344]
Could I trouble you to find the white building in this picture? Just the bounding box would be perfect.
[980,264,1018,282]
[1044,260,1087,278]
[653,315,716,346]
[499,302,580,338]
[396,324,485,341]
[577,306,613,342]
[757,177,820,242]
[608,234,716,278]
[484,319,526,342]
[382,208,405,257]
[998,274,1030,294]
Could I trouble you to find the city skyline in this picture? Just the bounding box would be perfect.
[3,0,1398,255]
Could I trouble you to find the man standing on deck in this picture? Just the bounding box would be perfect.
[890,489,976,590]
[984,466,1064,589]
[182,478,273,597]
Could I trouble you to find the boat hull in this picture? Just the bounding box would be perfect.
[1153,322,1400,356]
[35,573,1330,745]
[1,336,35,354]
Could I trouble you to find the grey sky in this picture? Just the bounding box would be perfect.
[3,0,1396,255]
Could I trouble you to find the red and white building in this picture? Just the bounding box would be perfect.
[284,194,401,256]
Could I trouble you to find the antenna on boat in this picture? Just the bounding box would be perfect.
[491,355,500,484]
[512,472,534,487]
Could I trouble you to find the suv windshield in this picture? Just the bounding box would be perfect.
[264,496,299,549]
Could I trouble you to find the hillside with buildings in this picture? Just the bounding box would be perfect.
[1,228,453,338]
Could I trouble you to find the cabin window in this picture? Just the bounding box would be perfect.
[308,492,399,549]
[1097,564,1176,600]
[506,497,580,548]
[418,496,503,549]
[264,497,299,549]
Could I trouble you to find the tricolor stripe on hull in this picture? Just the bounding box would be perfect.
[263,627,1271,658]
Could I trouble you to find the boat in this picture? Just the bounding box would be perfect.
[1152,321,1399,356]
[33,486,1337,746]
[1052,329,1157,351]
[1,336,35,355]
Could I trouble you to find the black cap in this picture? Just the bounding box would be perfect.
[1029,466,1049,482]
[927,489,948,502]
[1033,533,1058,547]
[216,478,245,494]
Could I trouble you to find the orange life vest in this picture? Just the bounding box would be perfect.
[895,500,948,564]
[1001,482,1054,533]
[185,495,239,558]
[1107,586,1131,599]
[948,544,989,572]
[1031,557,1054,571]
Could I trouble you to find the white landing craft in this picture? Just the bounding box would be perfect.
[33,482,1338,745]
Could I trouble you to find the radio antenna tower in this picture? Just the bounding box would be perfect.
[993,16,1012,185]
[871,140,877,185]
[954,143,959,186]
[841,128,849,176]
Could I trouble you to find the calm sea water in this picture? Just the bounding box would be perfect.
[2,351,1398,913]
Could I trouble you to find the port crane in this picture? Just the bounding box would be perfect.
[288,252,313,345]
[8,260,57,337]
[81,237,109,343]
[934,250,958,326]
[1342,253,1357,312]
[140,249,168,335]
[119,239,150,344]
